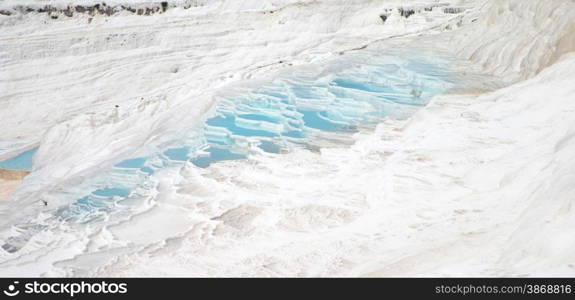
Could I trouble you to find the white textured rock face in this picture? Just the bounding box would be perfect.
[449,0,575,83]
[0,0,575,277]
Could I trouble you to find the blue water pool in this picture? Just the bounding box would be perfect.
[50,50,454,225]
[115,157,148,169]
[1,49,458,254]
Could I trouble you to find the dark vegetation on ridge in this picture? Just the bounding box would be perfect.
[378,4,466,24]
[0,1,202,18]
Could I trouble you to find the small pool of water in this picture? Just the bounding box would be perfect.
[81,52,446,218]
[10,49,455,230]
[0,148,38,171]
[2,48,459,253]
